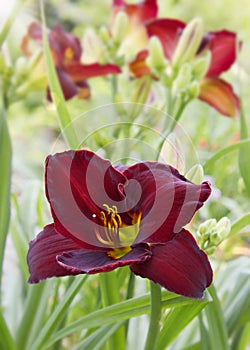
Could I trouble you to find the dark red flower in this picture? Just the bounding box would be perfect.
[27,150,212,299]
[21,22,121,100]
[131,19,240,117]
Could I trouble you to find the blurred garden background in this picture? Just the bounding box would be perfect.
[0,0,250,349]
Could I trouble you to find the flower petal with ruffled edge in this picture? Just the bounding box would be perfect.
[199,77,240,117]
[27,224,85,283]
[123,162,211,244]
[57,243,152,274]
[131,229,213,299]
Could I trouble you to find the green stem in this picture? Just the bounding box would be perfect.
[125,272,135,337]
[111,75,118,101]
[100,272,125,350]
[144,282,162,350]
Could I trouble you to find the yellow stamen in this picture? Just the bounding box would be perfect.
[93,204,141,249]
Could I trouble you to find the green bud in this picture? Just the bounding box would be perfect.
[172,63,192,94]
[210,231,222,246]
[172,17,203,68]
[185,164,204,184]
[15,57,29,77]
[192,50,211,80]
[99,26,111,44]
[128,76,151,120]
[216,217,231,240]
[158,133,185,173]
[111,11,129,45]
[83,28,106,63]
[197,216,231,254]
[147,36,167,72]
[188,80,200,98]
[198,218,217,236]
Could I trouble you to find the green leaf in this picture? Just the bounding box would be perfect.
[238,109,250,197]
[31,275,87,350]
[74,322,124,350]
[156,293,210,349]
[16,281,50,350]
[229,213,250,237]
[0,310,16,350]
[44,291,208,349]
[204,285,229,350]
[203,139,250,174]
[40,1,79,149]
[0,111,12,294]
[0,0,24,48]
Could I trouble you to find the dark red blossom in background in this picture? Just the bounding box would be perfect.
[21,22,121,100]
[27,150,213,299]
[130,18,240,117]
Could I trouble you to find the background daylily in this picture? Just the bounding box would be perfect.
[21,22,121,100]
[130,18,240,117]
[27,150,212,299]
[110,0,158,60]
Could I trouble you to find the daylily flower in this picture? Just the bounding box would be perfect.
[111,0,158,59]
[21,22,121,100]
[130,18,240,116]
[27,150,213,299]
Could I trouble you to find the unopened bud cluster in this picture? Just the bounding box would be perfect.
[145,17,211,101]
[197,217,231,254]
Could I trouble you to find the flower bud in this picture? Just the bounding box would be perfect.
[197,216,231,254]
[187,80,200,98]
[172,17,203,68]
[128,76,151,120]
[147,36,167,73]
[111,11,129,45]
[99,26,111,44]
[192,50,211,80]
[185,164,204,184]
[172,63,192,95]
[216,217,231,240]
[83,28,106,63]
[158,133,185,173]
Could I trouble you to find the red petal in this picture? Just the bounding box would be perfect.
[48,24,82,67]
[131,229,213,299]
[27,224,84,283]
[146,18,186,60]
[122,162,211,244]
[47,68,78,101]
[199,77,240,117]
[21,22,43,55]
[66,62,121,82]
[112,0,158,24]
[129,49,151,77]
[57,243,152,274]
[45,150,128,247]
[205,30,238,77]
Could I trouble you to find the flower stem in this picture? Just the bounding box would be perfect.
[144,282,162,350]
